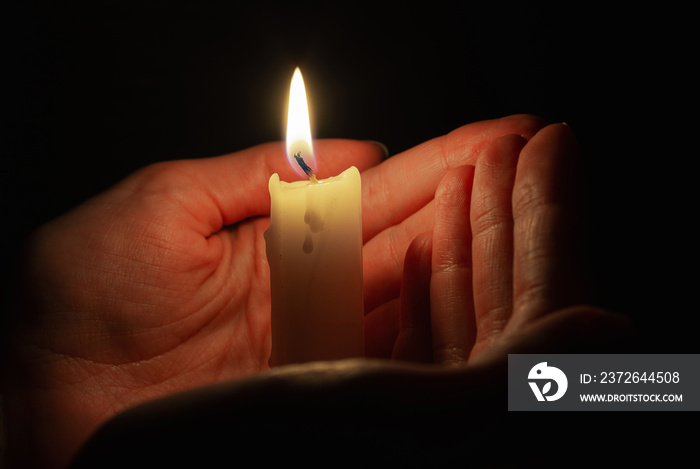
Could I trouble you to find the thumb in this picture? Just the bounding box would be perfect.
[199,139,386,227]
[126,139,386,235]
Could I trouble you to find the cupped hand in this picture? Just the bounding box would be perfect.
[2,114,547,468]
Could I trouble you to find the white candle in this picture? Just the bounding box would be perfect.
[265,68,364,367]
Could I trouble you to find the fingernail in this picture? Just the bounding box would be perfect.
[366,140,390,159]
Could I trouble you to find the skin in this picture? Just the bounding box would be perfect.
[0,115,632,468]
[391,124,597,363]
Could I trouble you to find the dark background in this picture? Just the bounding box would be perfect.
[2,0,696,464]
[3,2,697,371]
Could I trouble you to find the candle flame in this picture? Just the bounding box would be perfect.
[286,67,316,179]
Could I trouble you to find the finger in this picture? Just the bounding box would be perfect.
[360,116,544,315]
[431,165,476,365]
[469,134,526,356]
[392,232,433,363]
[362,114,545,243]
[509,124,592,331]
[362,199,434,313]
[127,139,387,236]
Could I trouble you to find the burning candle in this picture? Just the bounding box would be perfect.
[265,68,364,367]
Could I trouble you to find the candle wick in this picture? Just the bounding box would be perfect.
[293,151,318,183]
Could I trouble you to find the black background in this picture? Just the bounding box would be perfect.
[2,0,697,465]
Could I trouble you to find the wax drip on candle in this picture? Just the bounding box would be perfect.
[302,234,314,253]
[303,203,324,254]
[293,151,318,183]
[304,210,325,233]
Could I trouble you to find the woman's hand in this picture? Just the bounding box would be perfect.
[2,114,547,468]
[389,123,629,364]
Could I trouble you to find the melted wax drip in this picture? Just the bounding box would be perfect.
[303,209,325,253]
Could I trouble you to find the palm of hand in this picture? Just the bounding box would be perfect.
[8,162,278,469]
[22,165,274,391]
